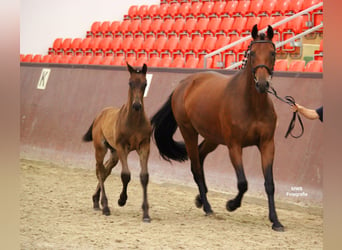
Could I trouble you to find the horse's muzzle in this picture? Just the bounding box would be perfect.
[132,101,142,111]
[255,80,270,93]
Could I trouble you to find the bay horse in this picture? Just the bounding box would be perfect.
[83,63,152,222]
[151,25,284,231]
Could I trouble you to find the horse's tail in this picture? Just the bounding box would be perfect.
[82,122,93,142]
[150,93,188,162]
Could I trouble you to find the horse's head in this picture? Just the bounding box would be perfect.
[127,62,148,111]
[249,24,276,93]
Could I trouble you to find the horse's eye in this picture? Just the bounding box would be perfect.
[271,51,276,57]
[250,51,256,57]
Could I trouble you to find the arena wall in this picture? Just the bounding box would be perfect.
[20,63,323,204]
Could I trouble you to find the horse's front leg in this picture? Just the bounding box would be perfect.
[116,145,131,208]
[260,139,284,232]
[138,138,151,222]
[226,145,248,212]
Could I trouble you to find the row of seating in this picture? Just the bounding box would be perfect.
[20,53,323,72]
[274,59,322,72]
[122,0,322,21]
[86,15,318,41]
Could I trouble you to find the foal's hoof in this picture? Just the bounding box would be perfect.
[272,222,285,232]
[226,200,239,212]
[93,204,101,211]
[195,195,203,208]
[143,216,151,223]
[118,198,127,207]
[102,207,111,216]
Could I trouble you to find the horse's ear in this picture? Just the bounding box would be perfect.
[251,24,258,40]
[267,25,274,41]
[142,63,147,75]
[126,62,135,74]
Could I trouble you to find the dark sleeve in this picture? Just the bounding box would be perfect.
[316,106,323,122]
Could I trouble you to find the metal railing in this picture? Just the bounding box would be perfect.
[203,2,324,69]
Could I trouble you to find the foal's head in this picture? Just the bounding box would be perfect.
[127,63,148,111]
[249,24,276,93]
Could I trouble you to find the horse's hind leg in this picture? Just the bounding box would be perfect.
[179,126,213,215]
[93,151,119,210]
[226,145,248,212]
[195,140,218,208]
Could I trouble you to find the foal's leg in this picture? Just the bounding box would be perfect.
[260,140,284,231]
[226,145,248,212]
[94,147,111,215]
[116,145,131,207]
[179,126,213,215]
[93,151,119,210]
[195,140,218,208]
[138,139,151,222]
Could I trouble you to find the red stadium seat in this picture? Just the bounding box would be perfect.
[304,60,323,72]
[146,56,161,67]
[285,0,304,15]
[128,36,145,56]
[105,21,120,37]
[173,36,192,57]
[274,59,288,71]
[155,3,169,19]
[197,55,213,69]
[134,54,148,67]
[158,55,172,67]
[169,18,185,37]
[246,0,264,17]
[50,54,62,63]
[75,37,92,55]
[22,54,33,62]
[87,21,101,37]
[259,16,276,30]
[136,19,152,38]
[186,2,203,19]
[89,55,103,65]
[138,36,156,57]
[215,36,231,51]
[146,18,163,37]
[227,17,248,36]
[170,56,185,68]
[145,4,159,20]
[105,36,123,56]
[111,54,125,66]
[288,60,305,72]
[216,17,234,36]
[116,19,131,37]
[117,36,134,56]
[271,0,291,16]
[96,21,111,37]
[222,1,239,17]
[203,17,221,38]
[191,17,209,37]
[198,1,214,18]
[180,18,197,37]
[258,0,277,17]
[95,37,113,56]
[165,2,180,19]
[135,5,149,20]
[233,1,251,17]
[69,55,82,64]
[124,5,138,20]
[56,38,72,55]
[185,36,204,58]
[209,1,226,18]
[31,54,42,63]
[314,39,323,60]
[100,55,114,65]
[79,55,92,64]
[126,19,141,37]
[150,36,168,57]
[175,2,191,19]
[41,54,52,63]
[184,56,199,68]
[84,37,102,56]
[241,16,261,36]
[161,36,179,57]
[200,36,217,54]
[158,18,175,37]
[65,38,82,55]
[48,38,63,55]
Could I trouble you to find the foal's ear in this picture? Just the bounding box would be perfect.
[142,63,147,75]
[251,24,258,40]
[267,25,274,41]
[126,62,135,74]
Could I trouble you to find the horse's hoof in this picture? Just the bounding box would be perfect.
[143,217,151,223]
[272,223,285,232]
[195,195,203,208]
[102,207,111,216]
[226,200,238,212]
[118,198,127,207]
[93,205,101,211]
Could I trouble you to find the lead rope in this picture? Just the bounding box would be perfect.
[267,86,304,138]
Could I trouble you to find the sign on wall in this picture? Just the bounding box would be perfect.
[144,73,153,97]
[37,68,51,90]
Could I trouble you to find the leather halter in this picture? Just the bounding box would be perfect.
[249,40,276,78]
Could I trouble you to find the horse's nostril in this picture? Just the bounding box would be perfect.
[133,102,142,111]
